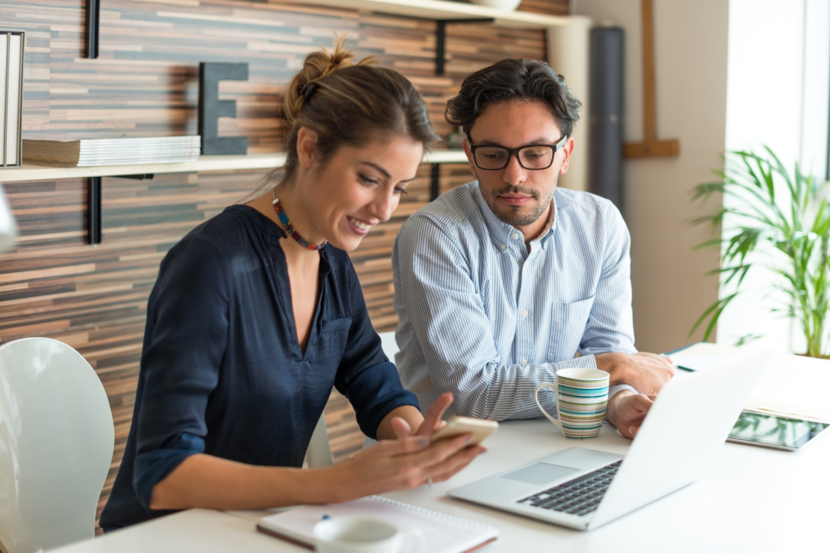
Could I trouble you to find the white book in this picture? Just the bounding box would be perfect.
[257,496,498,553]
[1,34,9,165]
[5,33,22,167]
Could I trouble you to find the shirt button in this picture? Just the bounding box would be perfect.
[500,243,507,250]
[511,232,520,240]
[520,358,528,366]
[521,309,528,318]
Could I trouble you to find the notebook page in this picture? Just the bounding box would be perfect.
[259,496,498,553]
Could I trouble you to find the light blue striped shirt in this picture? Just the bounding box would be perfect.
[392,181,637,421]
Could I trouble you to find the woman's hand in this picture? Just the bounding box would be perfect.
[392,392,453,439]
[325,393,485,502]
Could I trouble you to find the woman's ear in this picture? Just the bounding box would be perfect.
[296,127,319,168]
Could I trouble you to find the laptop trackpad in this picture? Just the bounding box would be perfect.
[501,462,580,485]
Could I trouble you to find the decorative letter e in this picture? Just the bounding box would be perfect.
[198,62,249,155]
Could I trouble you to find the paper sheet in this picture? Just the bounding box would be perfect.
[669,342,743,371]
[744,353,830,423]
[670,343,830,424]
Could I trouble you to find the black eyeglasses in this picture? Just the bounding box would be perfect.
[469,134,569,171]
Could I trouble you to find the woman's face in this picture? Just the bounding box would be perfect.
[300,133,424,252]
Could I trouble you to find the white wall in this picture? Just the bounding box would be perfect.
[547,16,593,192]
[573,0,728,352]
[801,0,830,179]
[717,0,829,353]
[717,0,805,352]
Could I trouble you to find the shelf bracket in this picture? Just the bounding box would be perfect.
[434,18,493,76]
[85,174,155,245]
[88,177,101,245]
[114,174,155,180]
[85,0,100,59]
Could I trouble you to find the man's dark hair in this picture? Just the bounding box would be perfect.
[445,58,582,139]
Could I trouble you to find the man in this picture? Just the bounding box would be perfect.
[392,58,673,438]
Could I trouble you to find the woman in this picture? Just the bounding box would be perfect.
[99,41,484,531]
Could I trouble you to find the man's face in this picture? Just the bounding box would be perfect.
[463,100,573,232]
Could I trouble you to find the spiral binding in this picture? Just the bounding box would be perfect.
[369,496,494,530]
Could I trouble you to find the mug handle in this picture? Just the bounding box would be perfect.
[401,527,425,553]
[534,382,562,430]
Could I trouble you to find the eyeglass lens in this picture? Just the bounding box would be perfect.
[474,146,554,170]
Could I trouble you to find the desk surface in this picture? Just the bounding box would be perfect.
[51,418,829,553]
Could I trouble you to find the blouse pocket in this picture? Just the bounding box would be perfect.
[318,317,353,360]
[548,296,595,360]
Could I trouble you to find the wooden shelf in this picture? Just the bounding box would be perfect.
[0,151,468,184]
[299,0,570,28]
[424,149,468,164]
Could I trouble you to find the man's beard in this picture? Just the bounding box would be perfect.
[483,181,556,228]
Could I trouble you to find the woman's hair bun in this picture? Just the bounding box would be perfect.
[276,35,437,185]
[284,35,378,126]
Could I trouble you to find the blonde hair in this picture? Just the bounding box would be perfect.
[279,36,437,181]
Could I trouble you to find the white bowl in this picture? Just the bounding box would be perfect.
[470,0,523,11]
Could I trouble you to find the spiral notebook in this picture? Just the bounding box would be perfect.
[256,496,498,553]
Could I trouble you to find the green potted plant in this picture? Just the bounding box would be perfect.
[691,147,830,358]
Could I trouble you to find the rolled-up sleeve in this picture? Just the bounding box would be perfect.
[132,237,229,508]
[334,265,419,439]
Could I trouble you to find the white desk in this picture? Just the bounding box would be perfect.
[51,419,829,553]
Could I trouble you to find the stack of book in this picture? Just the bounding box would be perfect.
[22,136,201,167]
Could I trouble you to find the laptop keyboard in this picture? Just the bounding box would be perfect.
[517,459,623,517]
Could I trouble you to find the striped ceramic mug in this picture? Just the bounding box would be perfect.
[534,368,610,439]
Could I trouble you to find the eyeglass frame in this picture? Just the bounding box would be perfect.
[468,134,569,171]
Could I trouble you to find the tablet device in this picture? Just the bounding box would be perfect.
[727,411,828,451]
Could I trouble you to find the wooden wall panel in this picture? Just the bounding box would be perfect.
[1,168,271,531]
[0,0,563,533]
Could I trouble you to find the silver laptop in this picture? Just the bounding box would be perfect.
[448,350,769,531]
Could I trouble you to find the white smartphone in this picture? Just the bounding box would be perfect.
[430,416,499,445]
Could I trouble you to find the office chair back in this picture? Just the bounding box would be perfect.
[0,338,114,553]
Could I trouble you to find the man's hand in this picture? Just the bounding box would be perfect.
[606,390,653,439]
[595,352,674,395]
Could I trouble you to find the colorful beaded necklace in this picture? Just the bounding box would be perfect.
[271,188,327,251]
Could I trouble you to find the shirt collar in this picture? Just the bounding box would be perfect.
[471,182,557,252]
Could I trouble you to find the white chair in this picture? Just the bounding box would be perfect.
[305,331,400,468]
[378,331,400,363]
[305,410,333,469]
[0,338,114,553]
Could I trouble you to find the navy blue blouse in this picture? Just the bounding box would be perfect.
[100,205,419,531]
